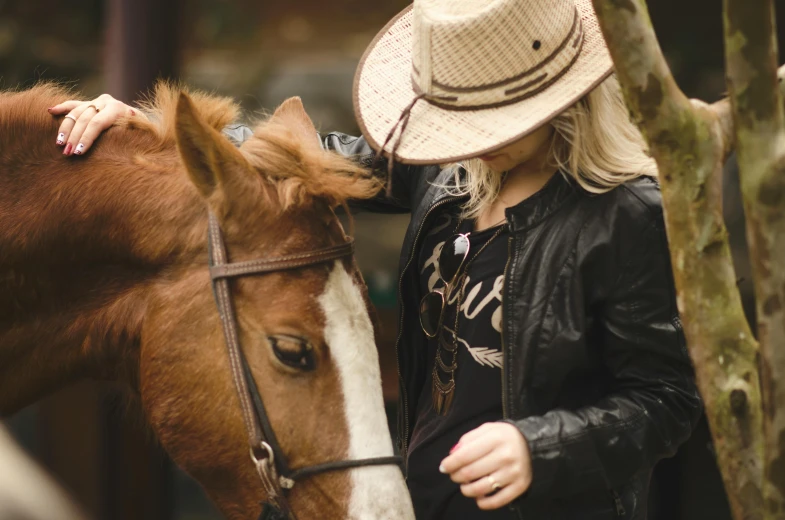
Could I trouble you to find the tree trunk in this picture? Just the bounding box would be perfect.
[591,1,776,518]
[723,1,785,517]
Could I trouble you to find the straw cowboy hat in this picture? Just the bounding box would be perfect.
[353,0,614,165]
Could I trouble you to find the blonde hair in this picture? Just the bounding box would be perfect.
[446,76,657,219]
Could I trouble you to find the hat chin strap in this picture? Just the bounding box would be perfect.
[373,92,426,196]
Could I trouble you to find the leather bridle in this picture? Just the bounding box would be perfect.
[207,212,403,520]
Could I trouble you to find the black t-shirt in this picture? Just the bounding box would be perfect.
[407,208,515,520]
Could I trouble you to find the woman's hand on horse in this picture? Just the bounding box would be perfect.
[48,94,146,156]
[439,422,532,510]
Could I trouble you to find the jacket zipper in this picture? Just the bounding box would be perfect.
[395,197,459,469]
[501,234,513,420]
[501,234,524,520]
[610,489,626,517]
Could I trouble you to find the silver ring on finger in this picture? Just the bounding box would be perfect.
[486,475,503,494]
[86,104,100,113]
[64,114,77,122]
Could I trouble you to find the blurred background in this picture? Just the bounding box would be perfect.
[1,0,783,519]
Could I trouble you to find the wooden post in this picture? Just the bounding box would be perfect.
[105,0,182,102]
[99,1,182,518]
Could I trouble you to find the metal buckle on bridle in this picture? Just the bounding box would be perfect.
[250,441,295,491]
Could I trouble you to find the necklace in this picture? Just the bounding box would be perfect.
[431,216,506,415]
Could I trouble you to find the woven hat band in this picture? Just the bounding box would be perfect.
[411,0,584,109]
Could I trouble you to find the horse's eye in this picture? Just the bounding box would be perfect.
[269,335,316,371]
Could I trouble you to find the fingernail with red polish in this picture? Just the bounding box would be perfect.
[450,442,461,454]
[63,143,73,155]
[130,109,136,116]
[47,107,54,112]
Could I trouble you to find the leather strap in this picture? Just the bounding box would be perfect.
[287,457,404,482]
[208,213,266,449]
[210,240,355,280]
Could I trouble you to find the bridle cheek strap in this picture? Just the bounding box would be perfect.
[207,213,403,519]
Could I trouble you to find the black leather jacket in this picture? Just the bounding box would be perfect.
[226,126,702,520]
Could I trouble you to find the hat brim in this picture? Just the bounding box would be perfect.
[353,0,614,165]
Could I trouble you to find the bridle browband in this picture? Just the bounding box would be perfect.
[207,212,403,519]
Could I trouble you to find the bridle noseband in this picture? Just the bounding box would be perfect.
[207,213,403,519]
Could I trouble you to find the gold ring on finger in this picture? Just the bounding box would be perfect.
[64,114,77,122]
[487,475,502,493]
[86,104,100,113]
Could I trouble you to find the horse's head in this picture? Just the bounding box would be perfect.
[140,92,413,519]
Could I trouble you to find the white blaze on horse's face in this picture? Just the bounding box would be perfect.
[318,262,415,520]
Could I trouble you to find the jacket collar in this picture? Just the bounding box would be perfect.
[504,170,576,232]
[428,167,577,231]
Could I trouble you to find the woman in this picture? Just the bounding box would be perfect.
[48,0,701,518]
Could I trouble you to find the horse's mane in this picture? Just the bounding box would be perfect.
[0,83,77,132]
[0,82,380,212]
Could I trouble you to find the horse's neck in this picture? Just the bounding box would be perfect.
[0,144,205,415]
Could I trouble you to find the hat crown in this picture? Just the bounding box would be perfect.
[412,0,584,108]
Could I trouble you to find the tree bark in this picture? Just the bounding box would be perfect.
[591,1,766,518]
[723,1,785,517]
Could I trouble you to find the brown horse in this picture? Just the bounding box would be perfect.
[0,83,414,520]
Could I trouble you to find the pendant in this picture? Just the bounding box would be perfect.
[432,384,455,416]
[431,366,456,416]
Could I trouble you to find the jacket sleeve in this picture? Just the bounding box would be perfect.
[222,124,255,147]
[222,125,420,213]
[320,132,422,213]
[507,205,703,500]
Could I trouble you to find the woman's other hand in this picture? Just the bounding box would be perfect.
[48,94,146,156]
[439,422,532,510]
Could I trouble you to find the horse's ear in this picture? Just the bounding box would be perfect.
[175,92,251,200]
[268,97,321,149]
